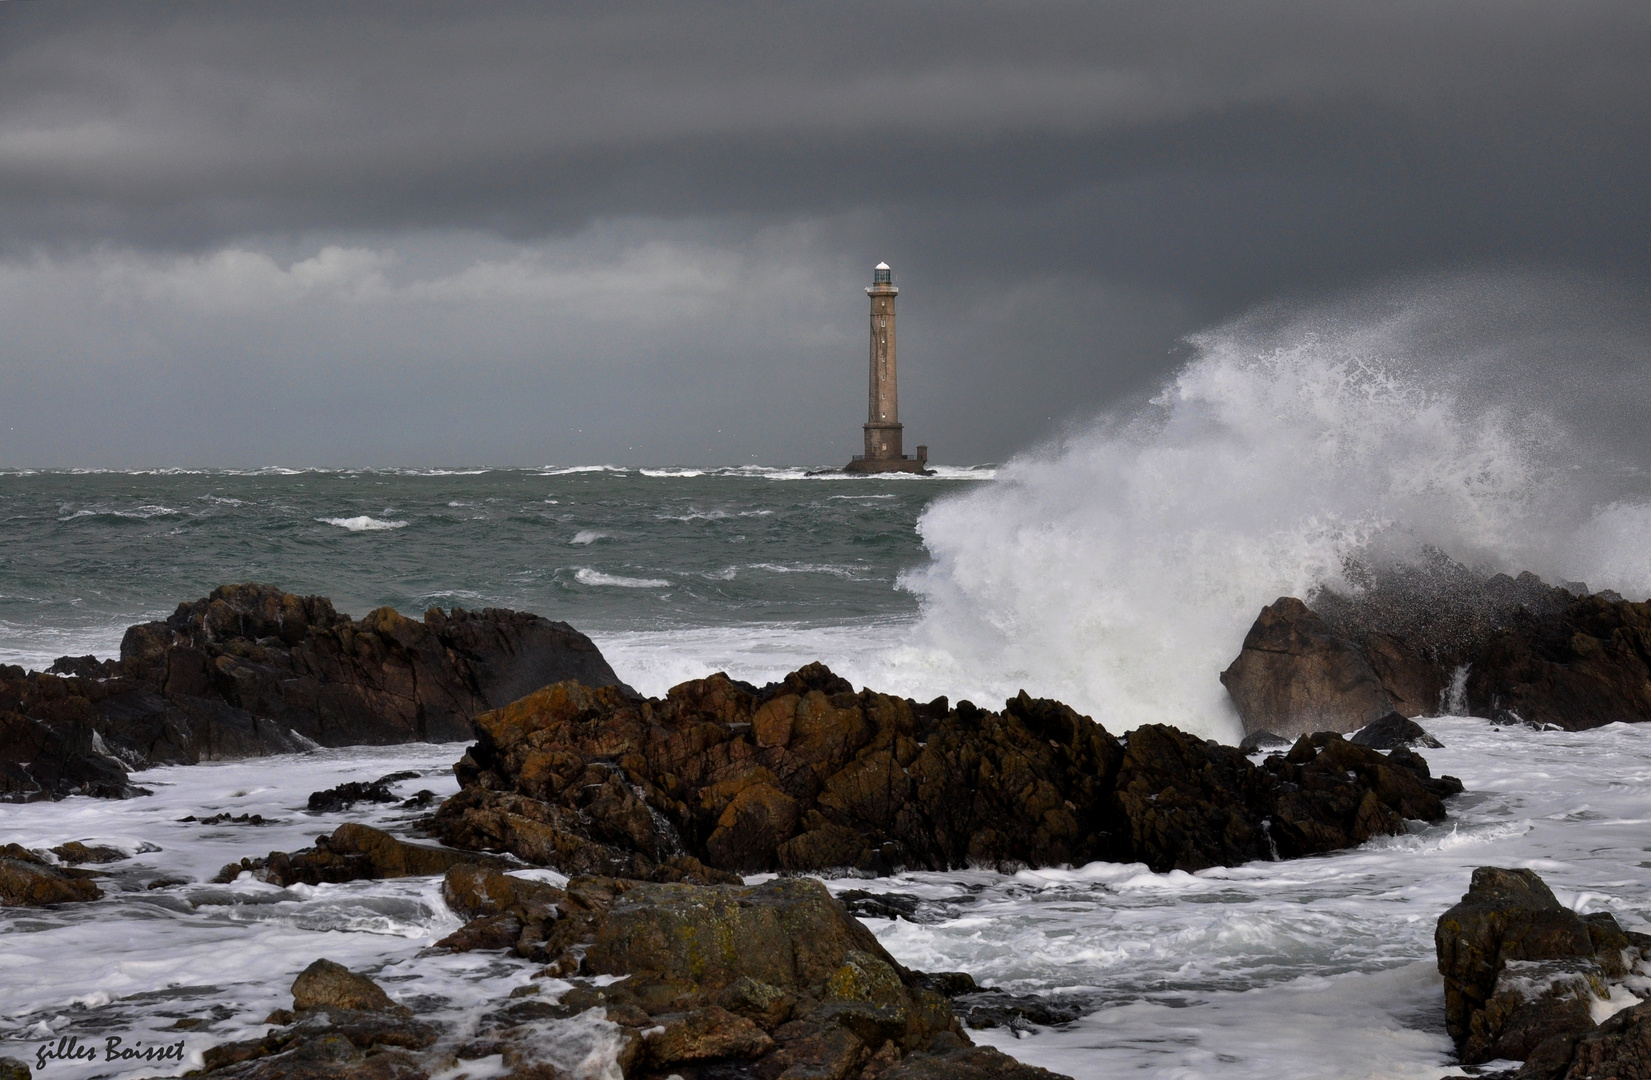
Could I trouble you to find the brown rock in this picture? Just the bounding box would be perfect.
[1435,867,1633,1064]
[0,844,102,905]
[1220,597,1396,737]
[0,1056,30,1080]
[291,959,403,1014]
[50,841,127,864]
[642,1006,773,1067]
[215,823,493,887]
[431,663,1457,879]
[878,1046,1070,1079]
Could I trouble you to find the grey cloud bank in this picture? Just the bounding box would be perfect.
[0,0,1644,466]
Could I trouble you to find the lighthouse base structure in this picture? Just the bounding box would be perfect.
[845,429,931,474]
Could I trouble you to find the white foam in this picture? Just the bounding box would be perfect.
[316,515,409,531]
[573,568,669,588]
[902,307,1651,741]
[570,529,610,545]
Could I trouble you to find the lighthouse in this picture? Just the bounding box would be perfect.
[844,262,931,474]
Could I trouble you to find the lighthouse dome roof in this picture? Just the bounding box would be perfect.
[874,262,890,270]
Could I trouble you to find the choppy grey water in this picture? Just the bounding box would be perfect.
[0,465,990,693]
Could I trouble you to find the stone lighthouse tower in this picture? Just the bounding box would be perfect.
[845,262,930,474]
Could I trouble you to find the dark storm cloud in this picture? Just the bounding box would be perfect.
[0,0,1644,466]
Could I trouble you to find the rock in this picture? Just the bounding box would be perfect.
[0,1057,30,1080]
[1220,597,1396,737]
[1226,558,1651,735]
[1238,730,1290,753]
[949,991,1088,1031]
[430,666,1458,878]
[49,841,127,863]
[190,870,1075,1080]
[0,844,102,905]
[306,772,418,813]
[0,583,630,800]
[1540,999,1651,1079]
[879,1046,1071,1079]
[1436,866,1651,1065]
[291,959,403,1014]
[1350,712,1443,749]
[213,823,493,886]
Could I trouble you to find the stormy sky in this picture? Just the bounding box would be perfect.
[0,0,1645,468]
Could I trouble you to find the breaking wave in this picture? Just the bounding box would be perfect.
[904,273,1651,741]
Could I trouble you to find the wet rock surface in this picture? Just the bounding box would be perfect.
[427,664,1460,877]
[213,823,499,886]
[1227,558,1651,735]
[191,876,1075,1080]
[0,843,103,906]
[1350,712,1443,750]
[1,583,628,801]
[1436,866,1651,1072]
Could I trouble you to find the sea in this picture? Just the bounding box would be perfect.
[5,304,1651,1080]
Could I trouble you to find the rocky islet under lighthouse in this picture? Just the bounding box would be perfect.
[844,262,931,474]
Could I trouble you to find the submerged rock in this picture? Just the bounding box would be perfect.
[1225,558,1651,735]
[0,843,102,906]
[305,771,419,813]
[1436,866,1651,1070]
[429,663,1460,877]
[1,583,629,800]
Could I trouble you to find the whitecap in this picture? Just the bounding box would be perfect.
[573,568,669,588]
[571,530,610,545]
[317,516,409,531]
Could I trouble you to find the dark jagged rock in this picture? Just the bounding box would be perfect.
[0,583,628,801]
[1351,712,1443,750]
[1225,556,1651,735]
[429,664,1459,877]
[949,990,1089,1031]
[837,890,959,925]
[1238,730,1290,753]
[306,772,419,813]
[1436,866,1651,1067]
[0,844,102,905]
[0,1058,29,1080]
[213,823,496,886]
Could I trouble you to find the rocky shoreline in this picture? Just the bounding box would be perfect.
[10,577,1651,1079]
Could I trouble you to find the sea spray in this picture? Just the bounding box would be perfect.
[903,278,1651,741]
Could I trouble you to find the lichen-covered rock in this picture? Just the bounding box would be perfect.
[0,844,102,905]
[431,664,1460,877]
[1436,866,1651,1065]
[190,872,1075,1080]
[1,583,629,800]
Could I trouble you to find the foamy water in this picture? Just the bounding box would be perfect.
[901,293,1651,741]
[3,719,1650,1080]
